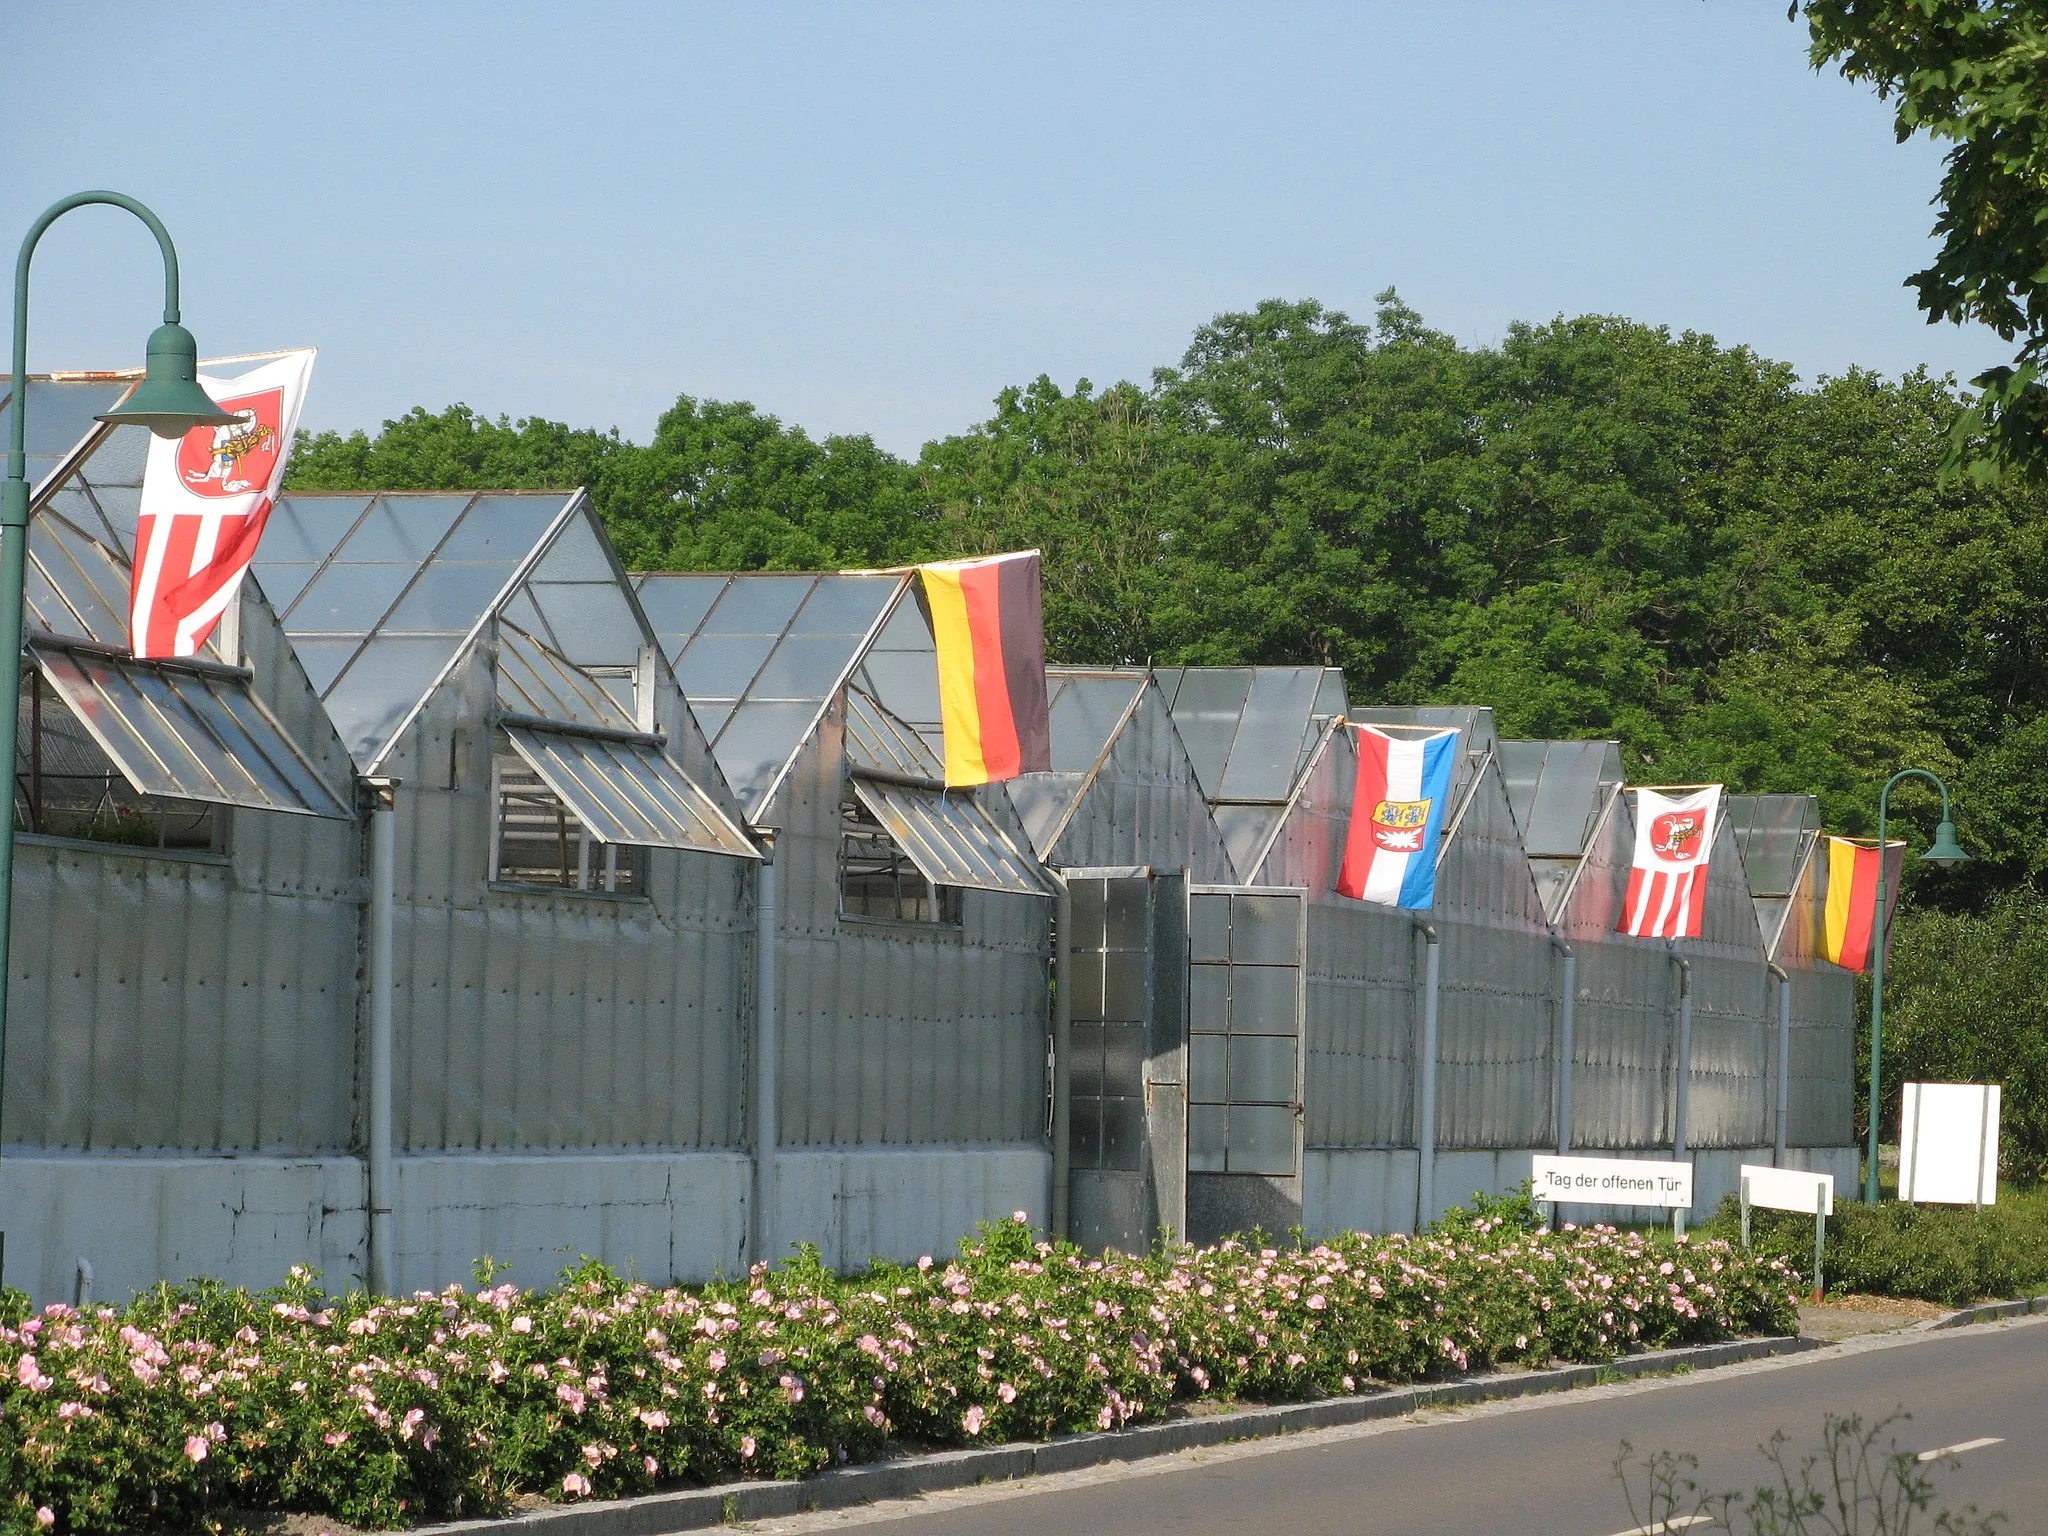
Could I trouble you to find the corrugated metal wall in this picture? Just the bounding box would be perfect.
[769,695,1052,1146]
[1044,681,1235,882]
[5,583,361,1153]
[1556,794,1773,1150]
[379,644,755,1152]
[1250,726,1558,1151]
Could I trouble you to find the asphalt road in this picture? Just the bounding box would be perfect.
[751,1316,2048,1536]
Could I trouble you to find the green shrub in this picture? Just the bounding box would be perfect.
[0,1213,1798,1535]
[1699,1185,2048,1306]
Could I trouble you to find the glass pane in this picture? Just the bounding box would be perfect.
[1106,878,1150,951]
[291,637,363,695]
[1232,894,1299,965]
[1189,1034,1226,1104]
[1102,1096,1144,1173]
[1070,1097,1102,1171]
[1229,1035,1297,1104]
[1190,964,1228,1033]
[1068,951,1105,1023]
[336,496,467,563]
[286,561,415,632]
[708,699,815,810]
[435,494,566,562]
[174,677,309,808]
[696,574,816,635]
[526,582,647,666]
[1219,668,1323,800]
[1226,1105,1296,1176]
[1069,877,1105,948]
[751,633,861,699]
[1102,1022,1145,1096]
[251,562,321,613]
[204,684,344,813]
[1103,949,1148,1023]
[674,633,777,700]
[323,636,463,761]
[1188,1105,1227,1173]
[532,514,616,583]
[635,575,728,645]
[790,576,894,636]
[1229,965,1298,1035]
[382,561,514,632]
[1067,1021,1105,1099]
[263,496,369,564]
[1189,894,1230,963]
[691,702,733,739]
[856,649,940,730]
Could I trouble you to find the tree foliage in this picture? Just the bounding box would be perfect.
[1801,0,2048,482]
[287,294,2048,906]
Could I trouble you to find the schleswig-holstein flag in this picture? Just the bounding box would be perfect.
[1336,724,1459,909]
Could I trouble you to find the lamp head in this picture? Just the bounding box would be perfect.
[1922,819,1969,865]
[94,323,238,439]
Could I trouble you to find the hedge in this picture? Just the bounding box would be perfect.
[0,1203,1800,1535]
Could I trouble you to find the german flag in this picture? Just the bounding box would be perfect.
[1821,836,1905,972]
[918,551,1052,787]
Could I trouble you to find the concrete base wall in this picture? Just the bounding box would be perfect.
[1305,1144,1861,1236]
[0,1144,1053,1305]
[0,1154,367,1306]
[770,1144,1051,1271]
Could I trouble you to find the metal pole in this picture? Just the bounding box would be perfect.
[365,780,398,1296]
[1669,947,1692,1239]
[1769,962,1791,1167]
[1865,767,1958,1204]
[1813,1183,1826,1303]
[1414,920,1440,1232]
[750,843,778,1270]
[2,192,188,1288]
[1552,938,1575,1155]
[1049,872,1072,1240]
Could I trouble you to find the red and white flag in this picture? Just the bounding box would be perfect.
[1619,785,1721,940]
[128,349,315,659]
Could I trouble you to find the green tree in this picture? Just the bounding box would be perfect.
[1801,0,2048,481]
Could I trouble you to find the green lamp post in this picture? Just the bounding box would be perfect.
[2,192,237,1284]
[1863,767,1969,1205]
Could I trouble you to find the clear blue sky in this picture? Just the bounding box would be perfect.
[6,3,1995,456]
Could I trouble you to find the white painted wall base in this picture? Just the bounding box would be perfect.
[391,1153,753,1294]
[0,1154,366,1306]
[771,1145,1051,1271]
[0,1145,1052,1305]
[1305,1145,1861,1236]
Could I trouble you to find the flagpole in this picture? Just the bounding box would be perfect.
[4,192,233,1288]
[1864,768,1968,1205]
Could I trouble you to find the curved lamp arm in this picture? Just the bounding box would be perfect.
[9,191,182,487]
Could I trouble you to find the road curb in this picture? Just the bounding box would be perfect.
[418,1334,1817,1536]
[1927,1293,2048,1330]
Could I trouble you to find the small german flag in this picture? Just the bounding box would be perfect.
[918,551,1052,787]
[1821,835,1905,972]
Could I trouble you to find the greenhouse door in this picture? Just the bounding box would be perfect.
[1061,869,1188,1254]
[1184,886,1307,1246]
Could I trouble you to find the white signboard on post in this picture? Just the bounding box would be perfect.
[1739,1164,1833,1216]
[1531,1154,1693,1209]
[1899,1083,1999,1206]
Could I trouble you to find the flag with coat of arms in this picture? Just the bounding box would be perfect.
[1619,785,1722,940]
[1336,723,1460,909]
[128,348,315,660]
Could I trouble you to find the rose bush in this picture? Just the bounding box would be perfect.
[0,1206,1799,1535]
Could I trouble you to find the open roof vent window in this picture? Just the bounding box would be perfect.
[15,671,219,853]
[839,787,960,926]
[491,749,639,895]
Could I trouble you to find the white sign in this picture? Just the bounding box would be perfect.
[1899,1083,2000,1206]
[1740,1163,1833,1216]
[1531,1154,1693,1209]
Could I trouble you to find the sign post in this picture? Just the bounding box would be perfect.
[1738,1163,1834,1303]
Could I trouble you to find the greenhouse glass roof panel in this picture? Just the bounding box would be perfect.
[850,777,1048,896]
[5,378,131,494]
[1726,794,1821,900]
[503,725,756,857]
